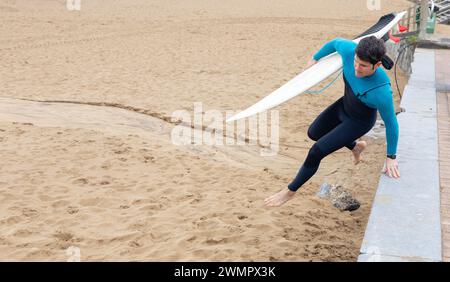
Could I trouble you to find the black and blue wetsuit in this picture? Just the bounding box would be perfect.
[288,38,399,192]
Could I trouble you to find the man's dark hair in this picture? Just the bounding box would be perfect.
[355,36,386,65]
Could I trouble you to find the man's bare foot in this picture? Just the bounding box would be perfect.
[352,140,367,164]
[264,189,296,207]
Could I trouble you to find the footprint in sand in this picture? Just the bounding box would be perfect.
[53,231,74,242]
[3,215,22,225]
[79,198,101,207]
[67,206,79,214]
[143,155,155,163]
[205,238,228,245]
[138,203,163,211]
[52,200,71,209]
[73,178,89,185]
[13,229,33,237]
[128,241,141,248]
[21,208,39,218]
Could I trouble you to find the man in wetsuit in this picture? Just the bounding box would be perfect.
[265,36,400,207]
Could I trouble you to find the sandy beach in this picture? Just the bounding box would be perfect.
[0,0,413,261]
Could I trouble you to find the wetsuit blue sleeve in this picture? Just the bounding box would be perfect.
[313,38,351,61]
[372,86,399,155]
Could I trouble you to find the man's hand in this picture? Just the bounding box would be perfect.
[384,157,400,178]
[305,57,318,70]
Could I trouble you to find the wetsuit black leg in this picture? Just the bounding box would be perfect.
[307,98,357,150]
[288,115,374,192]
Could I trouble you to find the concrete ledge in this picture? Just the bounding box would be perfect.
[358,48,442,262]
[417,37,450,50]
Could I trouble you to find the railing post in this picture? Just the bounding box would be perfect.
[419,0,430,38]
[406,6,411,30]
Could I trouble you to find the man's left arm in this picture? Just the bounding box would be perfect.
[376,87,400,178]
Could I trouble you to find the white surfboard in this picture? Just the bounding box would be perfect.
[226,11,407,123]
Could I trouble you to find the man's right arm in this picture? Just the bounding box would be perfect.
[313,38,347,61]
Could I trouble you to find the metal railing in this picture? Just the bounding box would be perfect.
[434,0,450,23]
[407,0,450,24]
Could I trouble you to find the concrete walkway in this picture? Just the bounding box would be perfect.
[358,48,442,262]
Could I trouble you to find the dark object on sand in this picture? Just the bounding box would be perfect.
[317,183,361,212]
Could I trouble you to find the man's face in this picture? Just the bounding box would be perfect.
[354,55,381,78]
